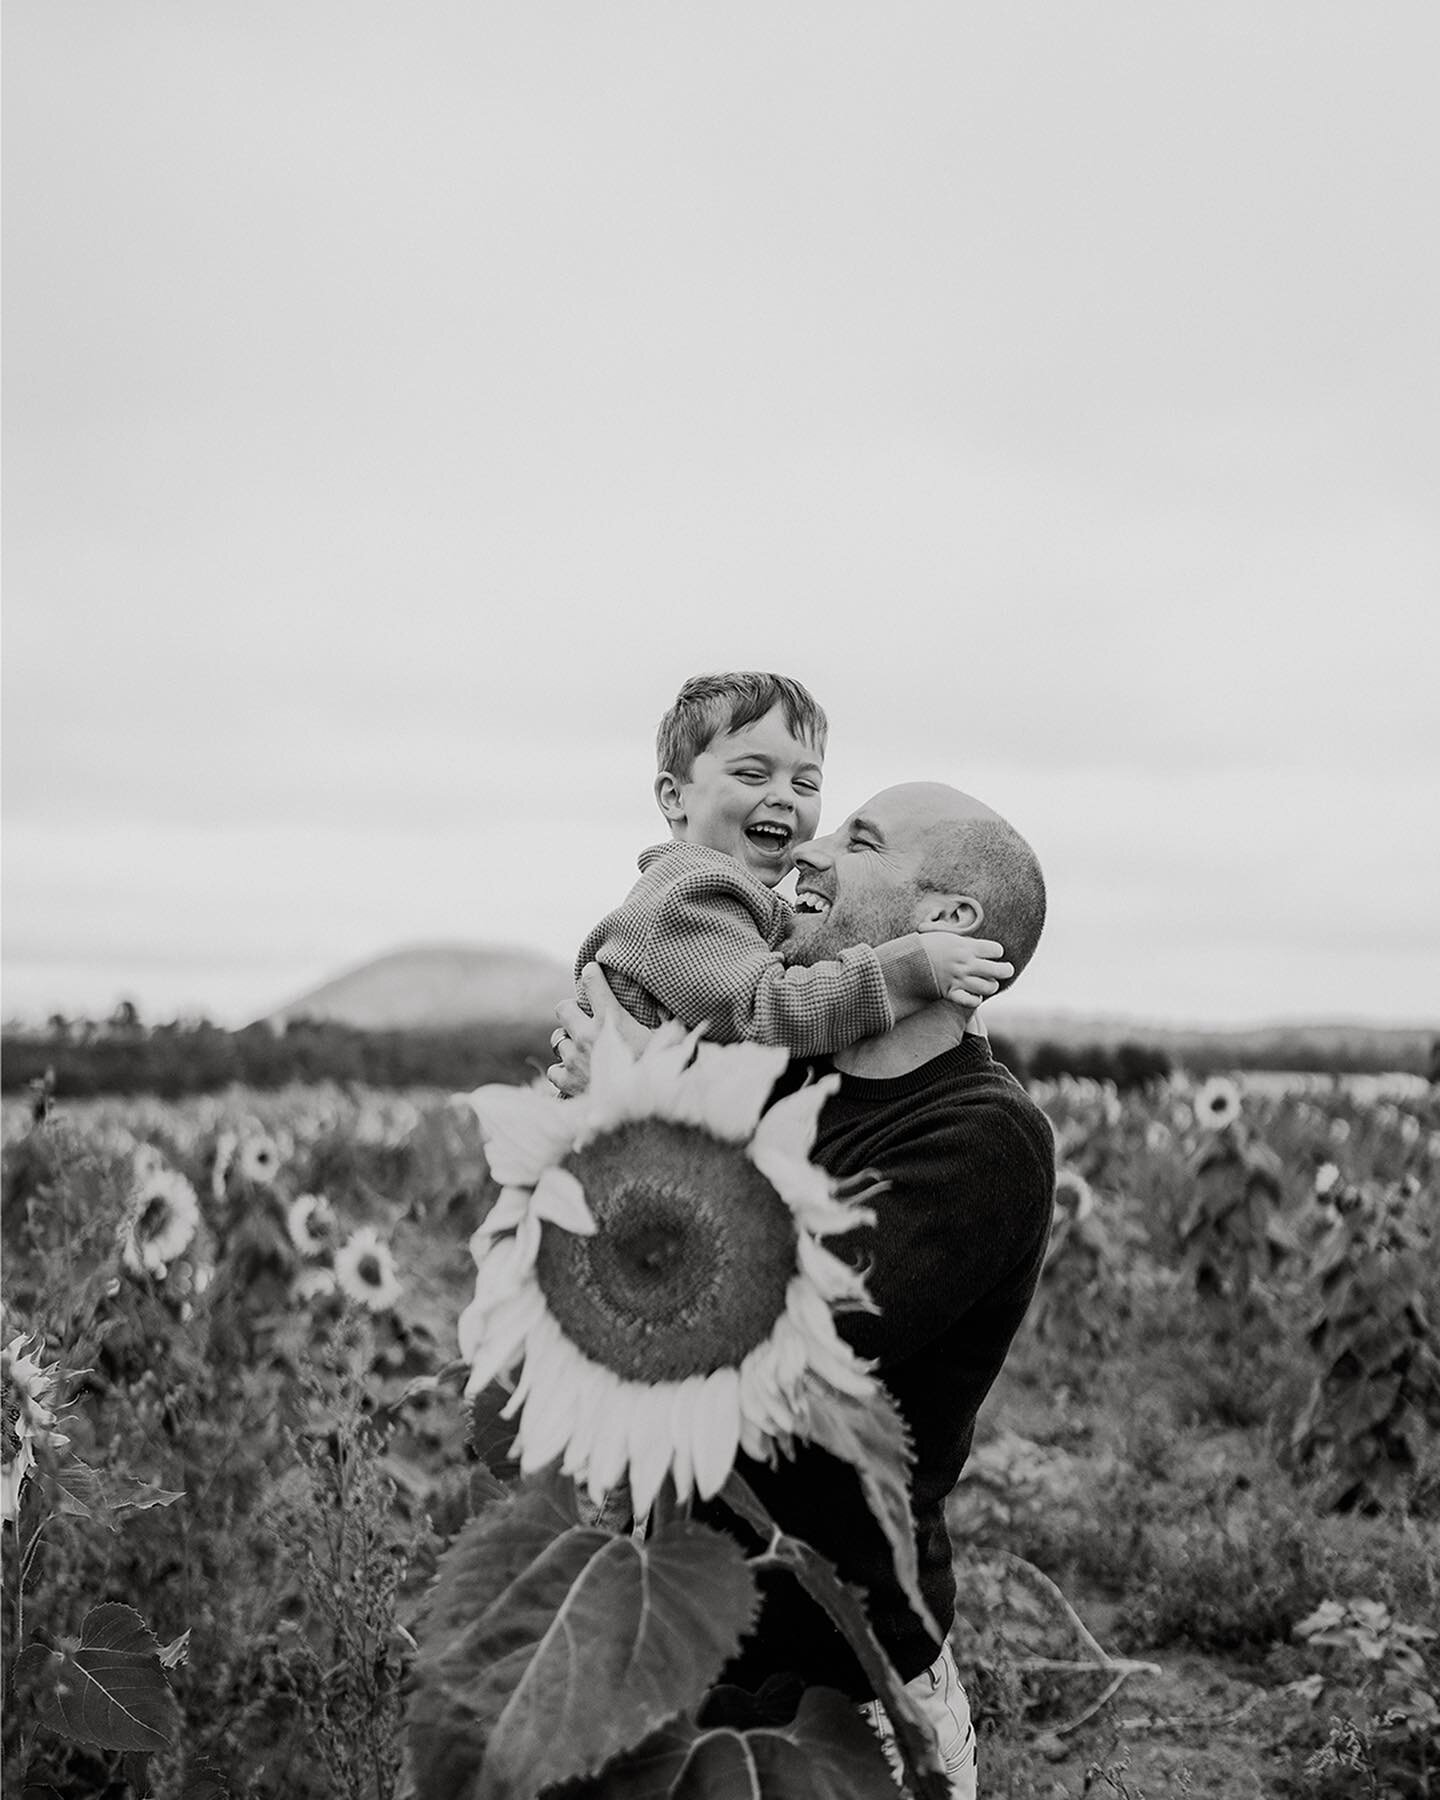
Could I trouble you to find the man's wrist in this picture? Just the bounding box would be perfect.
[876,933,943,1001]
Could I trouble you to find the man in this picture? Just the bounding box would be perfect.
[550,783,1055,1796]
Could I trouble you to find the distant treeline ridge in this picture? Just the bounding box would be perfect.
[2,1008,1432,1100]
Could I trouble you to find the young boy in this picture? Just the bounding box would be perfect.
[573,671,1009,1055]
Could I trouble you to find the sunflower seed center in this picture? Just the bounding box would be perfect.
[537,1121,797,1382]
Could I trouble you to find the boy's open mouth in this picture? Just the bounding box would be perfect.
[745,822,792,855]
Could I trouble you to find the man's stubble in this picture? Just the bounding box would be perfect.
[782,882,921,970]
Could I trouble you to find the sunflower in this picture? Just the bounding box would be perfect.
[1053,1167,1095,1222]
[238,1134,283,1187]
[2,1333,69,1522]
[120,1169,201,1279]
[457,1024,879,1516]
[1193,1076,1242,1133]
[131,1141,168,1182]
[334,1227,401,1312]
[292,1266,340,1304]
[210,1129,239,1201]
[287,1192,339,1258]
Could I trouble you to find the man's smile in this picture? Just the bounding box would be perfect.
[792,883,833,916]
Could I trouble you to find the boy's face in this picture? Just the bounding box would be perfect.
[656,704,824,886]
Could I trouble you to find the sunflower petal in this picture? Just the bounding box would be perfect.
[515,1334,587,1474]
[461,1281,544,1397]
[472,1188,528,1245]
[668,1377,702,1503]
[586,1378,633,1501]
[781,1283,875,1397]
[797,1230,876,1308]
[632,1024,707,1116]
[739,1336,798,1438]
[692,1366,742,1499]
[456,1291,488,1363]
[468,1232,533,1316]
[749,1143,870,1239]
[672,1041,790,1142]
[499,1307,561,1419]
[738,1414,769,1461]
[466,1083,580,1186]
[749,1072,841,1162]
[627,1382,679,1518]
[531,1167,597,1236]
[560,1358,611,1478]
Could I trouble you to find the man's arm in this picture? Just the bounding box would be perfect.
[839,1109,1055,1369]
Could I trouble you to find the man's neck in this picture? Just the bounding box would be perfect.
[833,1000,977,1079]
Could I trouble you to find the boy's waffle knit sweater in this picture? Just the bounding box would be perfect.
[698,1033,1056,1698]
[574,840,940,1055]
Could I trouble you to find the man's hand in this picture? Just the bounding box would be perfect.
[546,963,655,1097]
[916,932,1012,1006]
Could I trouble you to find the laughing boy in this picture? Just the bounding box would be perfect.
[573,671,1010,1056]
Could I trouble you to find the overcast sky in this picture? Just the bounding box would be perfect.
[4,3,1438,1030]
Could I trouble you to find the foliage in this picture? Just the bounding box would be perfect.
[2,1065,1437,1797]
[1291,1597,1439,1797]
[1290,1175,1440,1514]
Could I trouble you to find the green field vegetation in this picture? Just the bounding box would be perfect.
[2,1069,1436,1798]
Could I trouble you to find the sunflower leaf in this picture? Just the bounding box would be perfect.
[11,1603,179,1752]
[799,1378,940,1641]
[40,1461,184,1532]
[721,1473,951,1800]
[571,1684,899,1798]
[408,1484,759,1800]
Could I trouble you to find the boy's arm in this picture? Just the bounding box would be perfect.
[639,877,953,1055]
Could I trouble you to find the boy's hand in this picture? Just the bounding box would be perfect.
[546,964,655,1097]
[917,933,1012,1006]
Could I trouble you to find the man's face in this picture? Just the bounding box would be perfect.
[784,786,940,965]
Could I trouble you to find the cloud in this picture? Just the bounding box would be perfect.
[4,2,1437,1026]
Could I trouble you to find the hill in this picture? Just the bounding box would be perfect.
[266,943,572,1031]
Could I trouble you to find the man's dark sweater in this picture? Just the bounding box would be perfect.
[702,1033,1056,1699]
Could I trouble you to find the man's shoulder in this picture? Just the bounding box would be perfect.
[852,1046,1055,1193]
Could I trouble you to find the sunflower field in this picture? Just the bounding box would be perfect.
[3,1059,1438,1800]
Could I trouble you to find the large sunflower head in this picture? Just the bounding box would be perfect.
[457,1025,878,1516]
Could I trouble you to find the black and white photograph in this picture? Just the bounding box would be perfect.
[3,7,1438,1796]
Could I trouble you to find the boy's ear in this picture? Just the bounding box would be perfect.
[920,893,984,933]
[654,771,687,825]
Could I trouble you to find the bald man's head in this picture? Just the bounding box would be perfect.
[908,789,1046,989]
[786,781,1046,989]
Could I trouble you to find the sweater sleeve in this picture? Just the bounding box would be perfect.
[841,1106,1056,1369]
[637,875,899,1054]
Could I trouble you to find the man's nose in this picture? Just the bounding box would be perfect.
[794,834,834,871]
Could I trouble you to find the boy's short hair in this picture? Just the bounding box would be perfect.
[656,672,828,778]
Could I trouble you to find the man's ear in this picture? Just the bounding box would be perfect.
[920,893,984,933]
[654,771,687,825]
